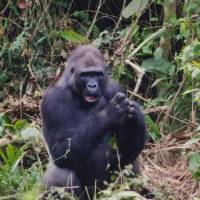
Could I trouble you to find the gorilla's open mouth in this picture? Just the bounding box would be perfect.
[84,94,99,103]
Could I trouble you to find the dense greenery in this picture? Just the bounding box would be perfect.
[0,0,200,199]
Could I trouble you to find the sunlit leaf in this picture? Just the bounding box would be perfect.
[189,153,200,182]
[122,0,150,19]
[141,58,174,74]
[144,115,160,141]
[14,119,27,130]
[57,30,85,43]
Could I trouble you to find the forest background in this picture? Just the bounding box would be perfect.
[0,0,200,199]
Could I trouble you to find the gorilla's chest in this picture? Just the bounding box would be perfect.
[71,96,108,122]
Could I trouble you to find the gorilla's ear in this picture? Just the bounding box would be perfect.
[64,60,75,75]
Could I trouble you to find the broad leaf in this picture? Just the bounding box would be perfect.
[189,153,200,182]
[57,30,85,43]
[144,115,160,141]
[141,58,175,74]
[122,0,149,19]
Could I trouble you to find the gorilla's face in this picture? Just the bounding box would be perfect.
[74,66,106,103]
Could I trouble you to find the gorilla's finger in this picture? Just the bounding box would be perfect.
[124,98,129,106]
[114,92,126,102]
[128,107,135,114]
[129,100,135,107]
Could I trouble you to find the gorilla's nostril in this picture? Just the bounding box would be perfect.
[88,84,97,88]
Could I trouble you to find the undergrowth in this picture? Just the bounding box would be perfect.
[0,0,200,199]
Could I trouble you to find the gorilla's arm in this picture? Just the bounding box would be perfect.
[116,102,146,166]
[104,81,146,167]
[41,87,111,170]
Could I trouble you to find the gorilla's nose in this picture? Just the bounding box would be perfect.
[87,81,98,92]
[88,83,97,89]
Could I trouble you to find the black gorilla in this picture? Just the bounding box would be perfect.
[41,45,146,199]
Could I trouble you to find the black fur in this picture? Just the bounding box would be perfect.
[41,45,146,198]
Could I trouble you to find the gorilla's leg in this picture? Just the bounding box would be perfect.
[43,162,82,196]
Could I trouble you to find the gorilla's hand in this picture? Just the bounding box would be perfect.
[104,92,129,125]
[127,100,140,121]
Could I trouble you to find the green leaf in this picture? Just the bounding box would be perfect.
[151,77,169,87]
[189,153,200,182]
[6,144,15,164]
[154,47,162,60]
[0,113,10,126]
[141,58,174,74]
[0,150,9,163]
[122,0,149,19]
[57,30,85,43]
[180,22,190,39]
[142,44,153,55]
[182,88,199,96]
[144,115,160,141]
[14,119,27,130]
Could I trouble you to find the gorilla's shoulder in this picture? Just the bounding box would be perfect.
[43,85,71,103]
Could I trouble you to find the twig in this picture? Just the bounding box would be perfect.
[0,134,19,147]
[160,0,176,59]
[112,0,127,34]
[27,58,42,93]
[2,18,23,29]
[161,75,187,125]
[19,75,27,119]
[86,0,105,39]
[0,2,9,14]
[19,81,23,119]
[66,0,74,18]
[144,106,170,114]
[128,27,166,58]
[127,90,198,126]
[122,0,150,46]
[31,0,53,40]
[0,194,19,200]
[125,59,145,93]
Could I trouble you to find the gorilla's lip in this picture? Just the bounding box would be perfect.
[84,94,99,103]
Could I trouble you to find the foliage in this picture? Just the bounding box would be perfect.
[57,30,86,43]
[0,0,200,199]
[189,153,200,182]
[122,0,150,19]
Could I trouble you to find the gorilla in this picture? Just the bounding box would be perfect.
[41,45,146,199]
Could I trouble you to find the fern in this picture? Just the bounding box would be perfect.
[8,31,28,56]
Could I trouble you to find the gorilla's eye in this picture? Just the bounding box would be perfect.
[99,74,104,80]
[71,67,75,74]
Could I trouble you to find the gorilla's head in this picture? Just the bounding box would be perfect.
[59,45,108,103]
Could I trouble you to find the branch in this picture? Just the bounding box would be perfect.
[128,27,166,58]
[86,0,104,39]
[144,106,170,114]
[125,59,145,93]
[0,134,19,147]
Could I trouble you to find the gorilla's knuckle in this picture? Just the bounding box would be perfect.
[124,98,129,105]
[115,92,125,100]
[129,107,135,113]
